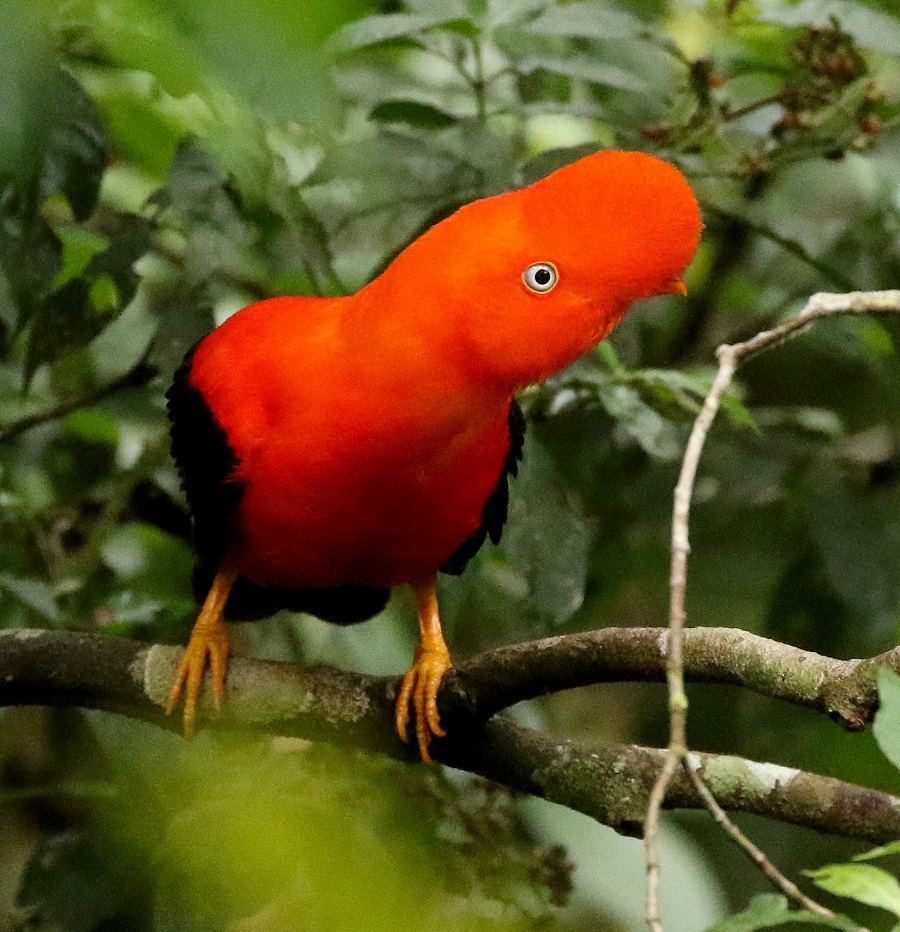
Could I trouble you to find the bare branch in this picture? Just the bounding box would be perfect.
[680,757,859,929]
[646,290,900,929]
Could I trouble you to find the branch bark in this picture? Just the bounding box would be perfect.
[0,627,898,845]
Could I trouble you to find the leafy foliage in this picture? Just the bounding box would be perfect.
[0,0,899,929]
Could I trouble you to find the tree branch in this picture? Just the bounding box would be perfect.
[0,627,898,845]
[645,289,900,928]
[0,354,158,444]
[455,625,886,731]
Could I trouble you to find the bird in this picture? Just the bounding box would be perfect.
[164,149,702,761]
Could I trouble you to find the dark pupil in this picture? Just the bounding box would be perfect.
[534,267,551,286]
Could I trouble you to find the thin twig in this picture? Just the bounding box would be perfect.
[645,353,736,930]
[721,92,784,122]
[703,204,856,292]
[0,353,158,444]
[682,756,867,930]
[645,290,900,930]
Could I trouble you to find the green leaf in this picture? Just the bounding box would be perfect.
[807,862,900,916]
[328,12,467,54]
[522,1,644,41]
[855,840,900,862]
[370,99,457,130]
[502,439,591,624]
[597,383,683,461]
[84,214,154,310]
[0,573,62,624]
[24,280,101,385]
[52,227,109,290]
[874,667,900,771]
[752,407,842,437]
[40,70,108,223]
[519,55,647,93]
[0,201,63,333]
[705,893,858,930]
[18,829,143,932]
[64,409,121,447]
[520,144,600,185]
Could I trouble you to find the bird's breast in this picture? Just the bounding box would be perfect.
[223,375,510,588]
[189,294,512,588]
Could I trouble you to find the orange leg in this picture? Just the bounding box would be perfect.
[164,569,237,737]
[395,577,452,763]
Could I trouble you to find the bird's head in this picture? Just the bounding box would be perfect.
[375,149,702,390]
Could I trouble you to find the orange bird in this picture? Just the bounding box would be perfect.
[165,150,702,760]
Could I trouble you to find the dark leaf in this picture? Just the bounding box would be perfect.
[40,69,108,223]
[17,829,143,932]
[502,438,592,624]
[86,214,154,311]
[809,483,899,632]
[24,278,94,385]
[370,99,458,130]
[0,190,63,332]
[520,143,600,184]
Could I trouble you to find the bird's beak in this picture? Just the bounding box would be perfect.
[669,279,688,296]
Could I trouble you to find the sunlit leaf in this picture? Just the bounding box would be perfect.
[855,840,900,862]
[52,228,109,290]
[807,863,900,916]
[874,667,900,772]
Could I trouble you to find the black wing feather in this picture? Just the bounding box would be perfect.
[440,398,526,575]
[166,344,389,625]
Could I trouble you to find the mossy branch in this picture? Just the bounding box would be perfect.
[0,627,897,845]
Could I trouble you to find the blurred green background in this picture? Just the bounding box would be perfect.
[1,0,900,928]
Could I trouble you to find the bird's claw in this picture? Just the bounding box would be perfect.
[395,645,451,763]
[164,622,229,738]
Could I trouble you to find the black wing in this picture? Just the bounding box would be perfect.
[166,344,389,625]
[440,398,526,576]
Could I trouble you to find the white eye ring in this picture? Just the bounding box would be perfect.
[522,262,558,294]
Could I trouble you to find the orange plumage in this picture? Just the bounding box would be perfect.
[165,150,702,759]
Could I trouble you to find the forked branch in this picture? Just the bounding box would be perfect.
[645,290,900,931]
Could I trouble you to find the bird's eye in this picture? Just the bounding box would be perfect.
[522,262,558,294]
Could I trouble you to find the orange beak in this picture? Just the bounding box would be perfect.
[670,279,688,296]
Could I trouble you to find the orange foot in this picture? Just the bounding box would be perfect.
[395,578,452,763]
[164,569,236,737]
